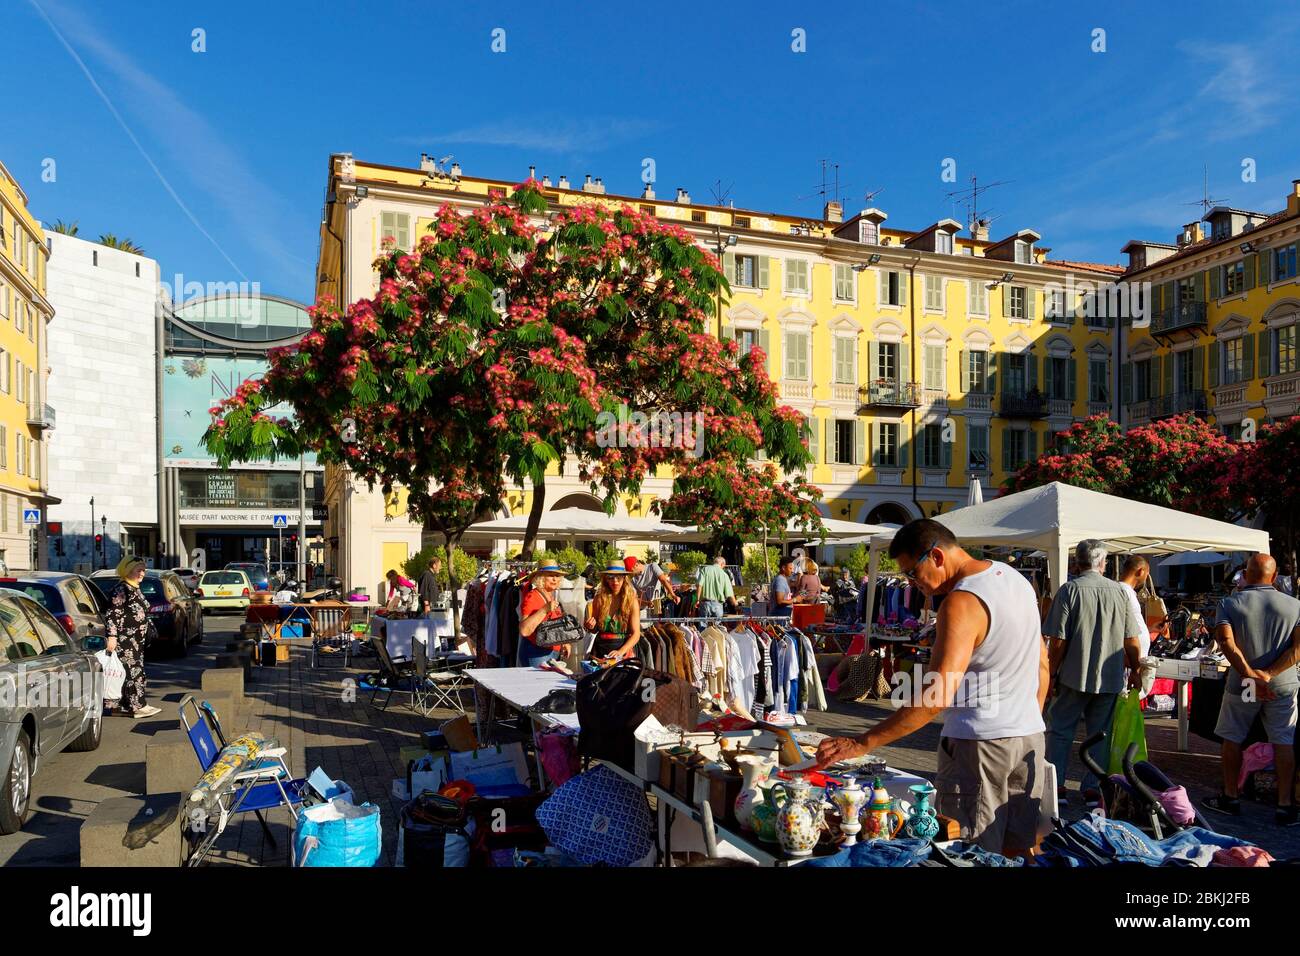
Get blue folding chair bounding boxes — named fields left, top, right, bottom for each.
left=179, top=694, right=306, bottom=866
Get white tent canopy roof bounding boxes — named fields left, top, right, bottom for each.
left=462, top=507, right=691, bottom=541
left=679, top=516, right=892, bottom=543
left=867, top=483, right=1268, bottom=557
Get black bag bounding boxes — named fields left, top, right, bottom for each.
left=576, top=660, right=670, bottom=770
left=534, top=613, right=582, bottom=649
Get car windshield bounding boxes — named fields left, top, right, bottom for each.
left=139, top=578, right=165, bottom=601
left=12, top=583, right=63, bottom=611
left=202, top=572, right=244, bottom=585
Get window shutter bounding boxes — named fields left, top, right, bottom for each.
left=856, top=419, right=866, bottom=466
left=900, top=342, right=911, bottom=383
left=1162, top=353, right=1174, bottom=396
left=757, top=256, right=770, bottom=289
left=807, top=415, right=818, bottom=462
left=758, top=328, right=771, bottom=364
left=877, top=271, right=887, bottom=306
left=1208, top=344, right=1219, bottom=388
left=868, top=340, right=879, bottom=382
left=987, top=350, right=998, bottom=395
left=1027, top=353, right=1038, bottom=392
left=959, top=349, right=970, bottom=392
left=784, top=259, right=795, bottom=291
left=898, top=426, right=909, bottom=469
left=1002, top=287, right=1011, bottom=318
left=1194, top=270, right=1206, bottom=302
left=1043, top=357, right=1055, bottom=397
left=1193, top=345, right=1204, bottom=391
left=824, top=418, right=833, bottom=464
left=723, top=252, right=736, bottom=281
left=1243, top=332, right=1255, bottom=382
left=1258, top=252, right=1271, bottom=285
left=1245, top=256, right=1256, bottom=290
left=870, top=421, right=880, bottom=466
left=898, top=272, right=908, bottom=307
left=720, top=323, right=735, bottom=342
left=1210, top=266, right=1222, bottom=299
left=1121, top=362, right=1132, bottom=405
left=941, top=433, right=952, bottom=470
left=1027, top=289, right=1036, bottom=321
left=1067, top=357, right=1078, bottom=400
left=1258, top=331, right=1270, bottom=380
left=1028, top=428, right=1038, bottom=462
left=1001, top=426, right=1012, bottom=472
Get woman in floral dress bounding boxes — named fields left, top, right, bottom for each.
left=104, top=557, right=161, bottom=719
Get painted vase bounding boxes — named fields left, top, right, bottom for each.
left=775, top=777, right=826, bottom=858
left=904, top=782, right=941, bottom=841
left=733, top=752, right=777, bottom=831
left=859, top=777, right=905, bottom=841
left=825, top=776, right=869, bottom=847
left=749, top=783, right=787, bottom=844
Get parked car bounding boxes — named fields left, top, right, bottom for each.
left=196, top=570, right=253, bottom=614
left=88, top=569, right=203, bottom=655
left=0, top=590, right=104, bottom=833
left=171, top=567, right=200, bottom=590
left=225, top=562, right=270, bottom=592
left=0, top=572, right=108, bottom=644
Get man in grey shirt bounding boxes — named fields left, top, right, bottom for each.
left=1202, top=553, right=1300, bottom=826
left=1043, top=540, right=1143, bottom=800
left=770, top=555, right=794, bottom=618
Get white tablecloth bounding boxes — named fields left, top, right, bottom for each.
left=465, top=666, right=580, bottom=730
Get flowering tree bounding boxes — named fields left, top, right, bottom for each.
left=203, top=181, right=819, bottom=591
left=1226, top=416, right=1300, bottom=566
left=1003, top=416, right=1130, bottom=493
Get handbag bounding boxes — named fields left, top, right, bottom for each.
left=1140, top=580, right=1167, bottom=623
left=576, top=660, right=668, bottom=769
left=837, top=651, right=891, bottom=702
left=535, top=765, right=654, bottom=867
left=534, top=613, right=582, bottom=649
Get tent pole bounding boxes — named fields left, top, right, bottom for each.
left=865, top=543, right=882, bottom=634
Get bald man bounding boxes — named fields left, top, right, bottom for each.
left=1202, top=554, right=1300, bottom=826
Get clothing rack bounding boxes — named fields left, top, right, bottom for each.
left=652, top=615, right=797, bottom=625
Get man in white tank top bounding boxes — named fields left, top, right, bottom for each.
left=816, top=519, right=1048, bottom=856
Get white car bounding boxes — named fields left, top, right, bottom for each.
left=171, top=567, right=200, bottom=590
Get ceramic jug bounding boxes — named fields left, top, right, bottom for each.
left=733, top=752, right=777, bottom=831
left=859, top=777, right=905, bottom=841
left=749, top=782, right=787, bottom=843
left=775, top=777, right=826, bottom=857
left=904, top=782, right=941, bottom=841
left=825, top=776, right=869, bottom=846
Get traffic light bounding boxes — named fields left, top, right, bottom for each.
left=94, top=533, right=103, bottom=550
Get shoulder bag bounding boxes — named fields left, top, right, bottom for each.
left=533, top=613, right=582, bottom=649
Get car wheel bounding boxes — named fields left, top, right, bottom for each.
left=0, top=729, right=32, bottom=834
left=193, top=613, right=204, bottom=644
left=66, top=703, right=103, bottom=753
left=175, top=621, right=189, bottom=657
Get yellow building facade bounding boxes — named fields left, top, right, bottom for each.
left=0, top=159, right=53, bottom=571
left=1120, top=181, right=1300, bottom=435
left=316, top=153, right=1124, bottom=590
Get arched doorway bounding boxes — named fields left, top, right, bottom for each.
left=865, top=502, right=914, bottom=527
left=550, top=494, right=604, bottom=513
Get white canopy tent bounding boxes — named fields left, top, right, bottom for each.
left=863, top=482, right=1270, bottom=630
left=461, top=507, right=693, bottom=543
left=677, top=516, right=892, bottom=543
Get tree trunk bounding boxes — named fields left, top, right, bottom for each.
left=519, top=476, right=547, bottom=560
left=445, top=530, right=463, bottom=643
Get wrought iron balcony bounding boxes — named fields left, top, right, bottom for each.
left=26, top=403, right=54, bottom=430
left=859, top=380, right=923, bottom=409
left=1151, top=301, right=1208, bottom=337
left=999, top=390, right=1048, bottom=419
left=1150, top=390, right=1209, bottom=420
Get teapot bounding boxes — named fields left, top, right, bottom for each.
left=774, top=777, right=826, bottom=858
left=859, top=777, right=905, bottom=841
left=824, top=776, right=868, bottom=847
left=904, top=782, right=941, bottom=841
left=748, top=782, right=786, bottom=844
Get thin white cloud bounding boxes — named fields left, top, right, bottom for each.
left=33, top=0, right=310, bottom=286
left=404, top=117, right=664, bottom=153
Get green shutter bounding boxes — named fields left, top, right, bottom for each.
left=868, top=340, right=879, bottom=382
left=1028, top=428, right=1038, bottom=462
left=1208, top=344, right=1220, bottom=388
left=900, top=342, right=911, bottom=383
left=1194, top=271, right=1206, bottom=302
left=1067, top=357, right=1078, bottom=401
left=757, top=256, right=770, bottom=289
left=1245, top=256, right=1256, bottom=290
left=1258, top=251, right=1271, bottom=285
left=1259, top=330, right=1270, bottom=380
left=1121, top=362, right=1132, bottom=405
left=1001, top=426, right=1012, bottom=472
left=941, top=432, right=953, bottom=470
left=870, top=420, right=880, bottom=466
left=1210, top=266, right=1222, bottom=300
left=758, top=329, right=771, bottom=366
left=959, top=349, right=970, bottom=392
left=723, top=252, right=736, bottom=283
left=807, top=415, right=818, bottom=462
left=1043, top=357, right=1055, bottom=397
left=898, top=425, right=910, bottom=469
left=856, top=420, right=867, bottom=466
left=1002, top=287, right=1012, bottom=318
left=1243, top=332, right=1255, bottom=382
left=898, top=272, right=908, bottom=307
left=987, top=350, right=998, bottom=394
left=721, top=323, right=735, bottom=342
left=1027, top=352, right=1038, bottom=392
left=1162, top=353, right=1174, bottom=397
left=1027, top=288, right=1036, bottom=321
left=1193, top=345, right=1205, bottom=391
left=824, top=418, right=834, bottom=464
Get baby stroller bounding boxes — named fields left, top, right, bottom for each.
left=1079, top=732, right=1213, bottom=840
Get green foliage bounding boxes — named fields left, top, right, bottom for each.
left=741, top=546, right=781, bottom=585
left=670, top=550, right=708, bottom=580
left=403, top=544, right=478, bottom=587
left=841, top=545, right=898, bottom=580
left=536, top=545, right=589, bottom=576
left=587, top=542, right=622, bottom=572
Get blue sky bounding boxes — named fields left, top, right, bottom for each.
left=3, top=0, right=1298, bottom=303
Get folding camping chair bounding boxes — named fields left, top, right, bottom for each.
left=411, top=638, right=474, bottom=716
left=179, top=694, right=306, bottom=866
left=366, top=634, right=416, bottom=711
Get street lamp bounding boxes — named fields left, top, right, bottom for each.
left=101, top=516, right=107, bottom=568
left=89, top=496, right=95, bottom=570
left=713, top=228, right=738, bottom=339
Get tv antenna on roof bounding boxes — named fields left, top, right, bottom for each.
left=709, top=178, right=734, bottom=207
left=796, top=159, right=851, bottom=206
left=1183, top=165, right=1225, bottom=218
left=862, top=186, right=885, bottom=206
left=945, top=174, right=1012, bottom=236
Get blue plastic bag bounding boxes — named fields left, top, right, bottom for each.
left=293, top=798, right=382, bottom=867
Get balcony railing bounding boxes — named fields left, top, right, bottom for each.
left=965, top=391, right=992, bottom=412
left=1151, top=301, right=1208, bottom=336
left=999, top=390, right=1048, bottom=419
left=26, top=403, right=54, bottom=430
left=859, top=380, right=923, bottom=409
left=1048, top=398, right=1074, bottom=418
left=1266, top=371, right=1300, bottom=401
left=1087, top=400, right=1111, bottom=418
left=1150, top=390, right=1209, bottom=419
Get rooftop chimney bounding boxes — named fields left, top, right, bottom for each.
left=541, top=175, right=552, bottom=187
left=1289, top=179, right=1300, bottom=216
left=1177, top=221, right=1205, bottom=247
left=449, top=162, right=461, bottom=179
left=971, top=218, right=990, bottom=242
left=823, top=201, right=843, bottom=223
left=582, top=173, right=597, bottom=192
left=558, top=175, right=570, bottom=190
left=590, top=177, right=606, bottom=194
left=641, top=183, right=655, bottom=200
left=528, top=164, right=536, bottom=180
left=675, top=187, right=690, bottom=204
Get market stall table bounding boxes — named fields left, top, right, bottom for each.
left=1153, top=655, right=1228, bottom=752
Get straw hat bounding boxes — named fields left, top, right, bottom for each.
left=528, top=564, right=565, bottom=580
left=601, top=563, right=631, bottom=576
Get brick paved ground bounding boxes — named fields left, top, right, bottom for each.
left=3, top=620, right=1297, bottom=866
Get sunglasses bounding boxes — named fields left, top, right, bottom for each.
left=902, top=547, right=936, bottom=581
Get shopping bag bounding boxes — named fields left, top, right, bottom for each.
left=448, top=743, right=528, bottom=791
left=95, top=650, right=125, bottom=702
left=1107, top=690, right=1149, bottom=775
left=293, top=799, right=382, bottom=867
